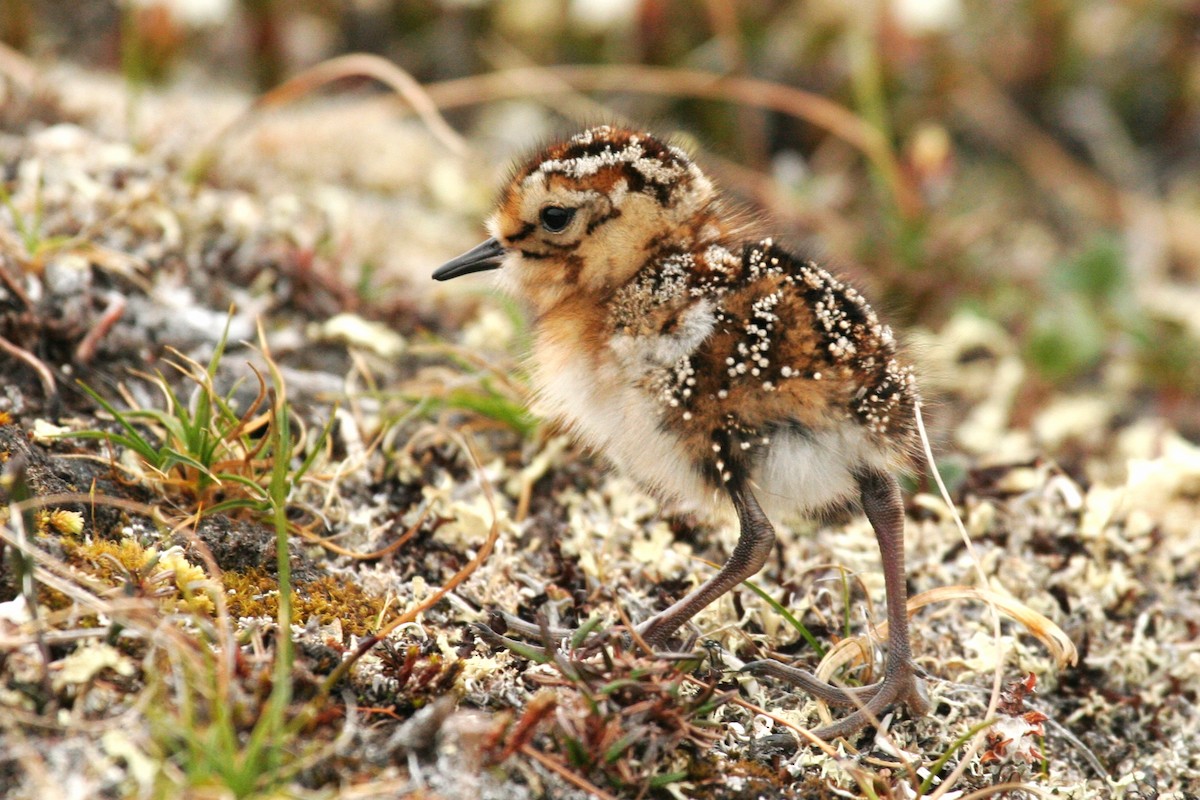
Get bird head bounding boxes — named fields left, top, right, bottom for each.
left=433, top=126, right=717, bottom=315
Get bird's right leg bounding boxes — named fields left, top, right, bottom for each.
left=742, top=469, right=929, bottom=738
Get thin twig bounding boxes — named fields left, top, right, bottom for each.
left=295, top=503, right=432, bottom=560
left=950, top=64, right=1200, bottom=269
left=3, top=458, right=56, bottom=709
left=700, top=0, right=769, bottom=168
left=519, top=743, right=619, bottom=800
left=74, top=293, right=127, bottom=365
left=697, top=680, right=841, bottom=757
left=956, top=783, right=1057, bottom=800
left=0, top=253, right=36, bottom=309
left=916, top=401, right=1008, bottom=800
left=0, top=40, right=38, bottom=89
left=319, top=429, right=500, bottom=694
left=190, top=53, right=466, bottom=180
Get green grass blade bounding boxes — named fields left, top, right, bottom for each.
left=649, top=771, right=689, bottom=788
left=75, top=381, right=163, bottom=465
left=917, top=718, right=996, bottom=796
left=603, top=733, right=637, bottom=763
left=740, top=577, right=826, bottom=658
left=157, top=447, right=219, bottom=479
left=570, top=613, right=604, bottom=650
left=293, top=406, right=338, bottom=485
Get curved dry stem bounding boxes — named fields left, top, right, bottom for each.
left=73, top=293, right=127, bottom=365
left=7, top=491, right=172, bottom=527
left=688, top=675, right=844, bottom=759
left=0, top=40, right=38, bottom=89
left=0, top=335, right=57, bottom=403
left=519, top=743, right=618, bottom=800
left=956, top=783, right=1058, bottom=800
left=950, top=63, right=1200, bottom=272
left=423, top=64, right=921, bottom=219
left=294, top=502, right=432, bottom=560
left=408, top=341, right=529, bottom=403
left=915, top=401, right=1008, bottom=800
left=815, top=583, right=1077, bottom=681
left=191, top=52, right=467, bottom=180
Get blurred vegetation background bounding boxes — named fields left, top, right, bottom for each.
left=4, top=0, right=1199, bottom=440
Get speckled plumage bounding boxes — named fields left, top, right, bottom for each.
left=434, top=126, right=929, bottom=740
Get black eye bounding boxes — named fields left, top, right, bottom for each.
left=539, top=206, right=576, bottom=232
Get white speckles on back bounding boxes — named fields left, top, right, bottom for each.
left=611, top=299, right=715, bottom=373
left=703, top=244, right=739, bottom=275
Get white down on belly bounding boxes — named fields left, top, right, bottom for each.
left=750, top=423, right=895, bottom=521
left=531, top=351, right=717, bottom=513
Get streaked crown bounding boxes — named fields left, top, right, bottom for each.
left=486, top=126, right=719, bottom=309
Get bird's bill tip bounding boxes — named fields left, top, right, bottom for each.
left=432, top=237, right=505, bottom=281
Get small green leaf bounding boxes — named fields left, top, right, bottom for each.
left=1053, top=236, right=1124, bottom=300
left=740, top=577, right=825, bottom=657
left=603, top=733, right=637, bottom=763
left=570, top=613, right=604, bottom=649
left=1025, top=297, right=1107, bottom=382
left=649, top=771, right=690, bottom=788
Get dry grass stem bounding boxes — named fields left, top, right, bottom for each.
left=518, top=743, right=620, bottom=800
left=422, top=64, right=921, bottom=218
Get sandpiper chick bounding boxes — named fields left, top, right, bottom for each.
left=433, top=125, right=928, bottom=739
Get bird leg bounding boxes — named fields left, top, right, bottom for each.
left=472, top=475, right=776, bottom=653
left=635, top=476, right=776, bottom=648
left=742, top=468, right=929, bottom=739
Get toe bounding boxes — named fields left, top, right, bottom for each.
left=902, top=673, right=931, bottom=715
left=741, top=659, right=878, bottom=707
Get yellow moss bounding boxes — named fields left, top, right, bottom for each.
left=37, top=508, right=85, bottom=535
left=222, top=569, right=387, bottom=638
left=0, top=411, right=11, bottom=425
left=296, top=574, right=389, bottom=636
left=65, top=537, right=150, bottom=577
left=148, top=547, right=216, bottom=616
left=38, top=537, right=151, bottom=613
left=60, top=537, right=216, bottom=616
left=219, top=568, right=276, bottom=615
left=45, top=537, right=381, bottom=636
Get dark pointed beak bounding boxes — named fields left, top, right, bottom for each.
left=433, top=237, right=505, bottom=281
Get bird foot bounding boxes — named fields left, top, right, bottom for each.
left=469, top=612, right=574, bottom=659
left=741, top=659, right=882, bottom=706
left=742, top=658, right=929, bottom=740
left=470, top=610, right=635, bottom=662
left=473, top=609, right=727, bottom=674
